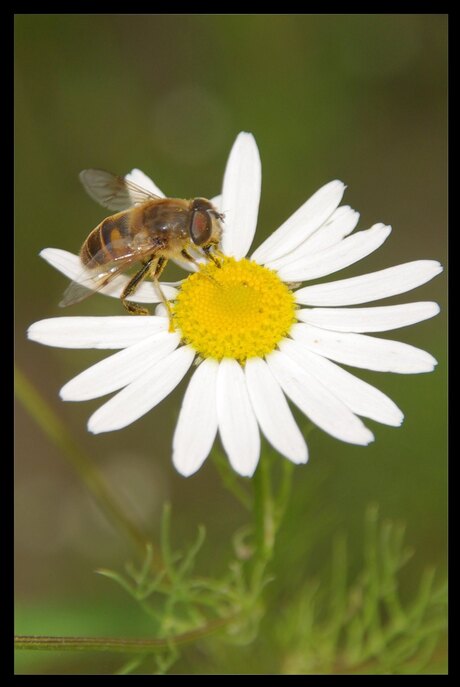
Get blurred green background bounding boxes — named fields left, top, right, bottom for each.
left=15, top=14, right=447, bottom=674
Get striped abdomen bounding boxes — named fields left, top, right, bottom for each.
left=80, top=210, right=136, bottom=267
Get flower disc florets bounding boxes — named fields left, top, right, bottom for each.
left=173, top=257, right=296, bottom=363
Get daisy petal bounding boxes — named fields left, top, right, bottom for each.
left=40, top=248, right=84, bottom=281
left=279, top=338, right=403, bottom=426
left=173, top=359, right=219, bottom=477
left=268, top=206, right=359, bottom=270
left=294, top=260, right=443, bottom=306
left=266, top=350, right=374, bottom=445
left=290, top=323, right=437, bottom=373
left=210, top=194, right=222, bottom=211
left=295, top=205, right=360, bottom=255
left=245, top=357, right=308, bottom=464
left=27, top=316, right=168, bottom=349
left=40, top=248, right=178, bottom=303
left=125, top=168, right=165, bottom=198
left=221, top=132, right=261, bottom=259
left=170, top=257, right=199, bottom=272
left=296, top=302, right=440, bottom=333
left=271, top=224, right=392, bottom=282
left=60, top=331, right=180, bottom=401
left=88, top=345, right=195, bottom=434
left=251, top=180, right=345, bottom=265
left=216, top=358, right=260, bottom=477
left=155, top=304, right=169, bottom=318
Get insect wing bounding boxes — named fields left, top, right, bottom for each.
left=59, top=239, right=161, bottom=308
left=79, top=169, right=161, bottom=211
left=59, top=257, right=136, bottom=307
left=59, top=269, right=117, bottom=307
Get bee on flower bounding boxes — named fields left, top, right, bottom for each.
left=28, top=133, right=443, bottom=477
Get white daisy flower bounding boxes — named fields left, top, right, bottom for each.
left=28, top=133, right=443, bottom=478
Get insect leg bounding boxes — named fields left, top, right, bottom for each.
left=202, top=243, right=223, bottom=268
left=121, top=257, right=156, bottom=315
left=150, top=257, right=177, bottom=330
left=180, top=248, right=201, bottom=268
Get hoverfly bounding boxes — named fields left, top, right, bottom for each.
left=60, top=169, right=224, bottom=315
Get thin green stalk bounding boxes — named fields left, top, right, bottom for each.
left=15, top=635, right=168, bottom=653
left=211, top=449, right=251, bottom=509
left=114, top=657, right=145, bottom=674
left=15, top=617, right=232, bottom=653
left=15, top=365, right=149, bottom=558
left=253, top=454, right=275, bottom=563
left=274, top=459, right=295, bottom=530
left=249, top=454, right=277, bottom=601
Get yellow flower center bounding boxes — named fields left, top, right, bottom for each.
left=173, top=257, right=296, bottom=362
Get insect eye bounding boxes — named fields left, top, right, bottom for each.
left=190, top=209, right=212, bottom=246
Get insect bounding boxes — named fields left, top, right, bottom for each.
left=60, top=169, right=224, bottom=316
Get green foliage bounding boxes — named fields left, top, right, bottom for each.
left=274, top=506, right=447, bottom=674
left=93, top=503, right=446, bottom=675
left=95, top=500, right=274, bottom=673
left=14, top=368, right=446, bottom=674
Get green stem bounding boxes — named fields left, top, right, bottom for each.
left=253, top=454, right=275, bottom=566
left=15, top=365, right=149, bottom=558
left=211, top=449, right=251, bottom=509
left=274, top=459, right=295, bottom=530
left=15, top=618, right=231, bottom=653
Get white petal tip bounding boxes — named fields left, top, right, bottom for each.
left=59, top=384, right=86, bottom=402
left=87, top=415, right=111, bottom=434
left=363, top=431, right=375, bottom=446
left=352, top=427, right=375, bottom=446
left=26, top=324, right=37, bottom=341
left=284, top=444, right=309, bottom=465
left=320, top=179, right=347, bottom=203
left=418, top=355, right=438, bottom=372
left=27, top=320, right=56, bottom=345
left=422, top=261, right=444, bottom=278
left=325, top=180, right=347, bottom=200
left=235, top=466, right=257, bottom=478
left=39, top=247, right=69, bottom=263
left=237, top=130, right=255, bottom=141
left=288, top=450, right=309, bottom=465
left=172, top=451, right=207, bottom=478
left=173, top=463, right=200, bottom=478
left=87, top=422, right=106, bottom=435
left=376, top=223, right=392, bottom=237
left=124, top=168, right=164, bottom=198
left=381, top=407, right=405, bottom=427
